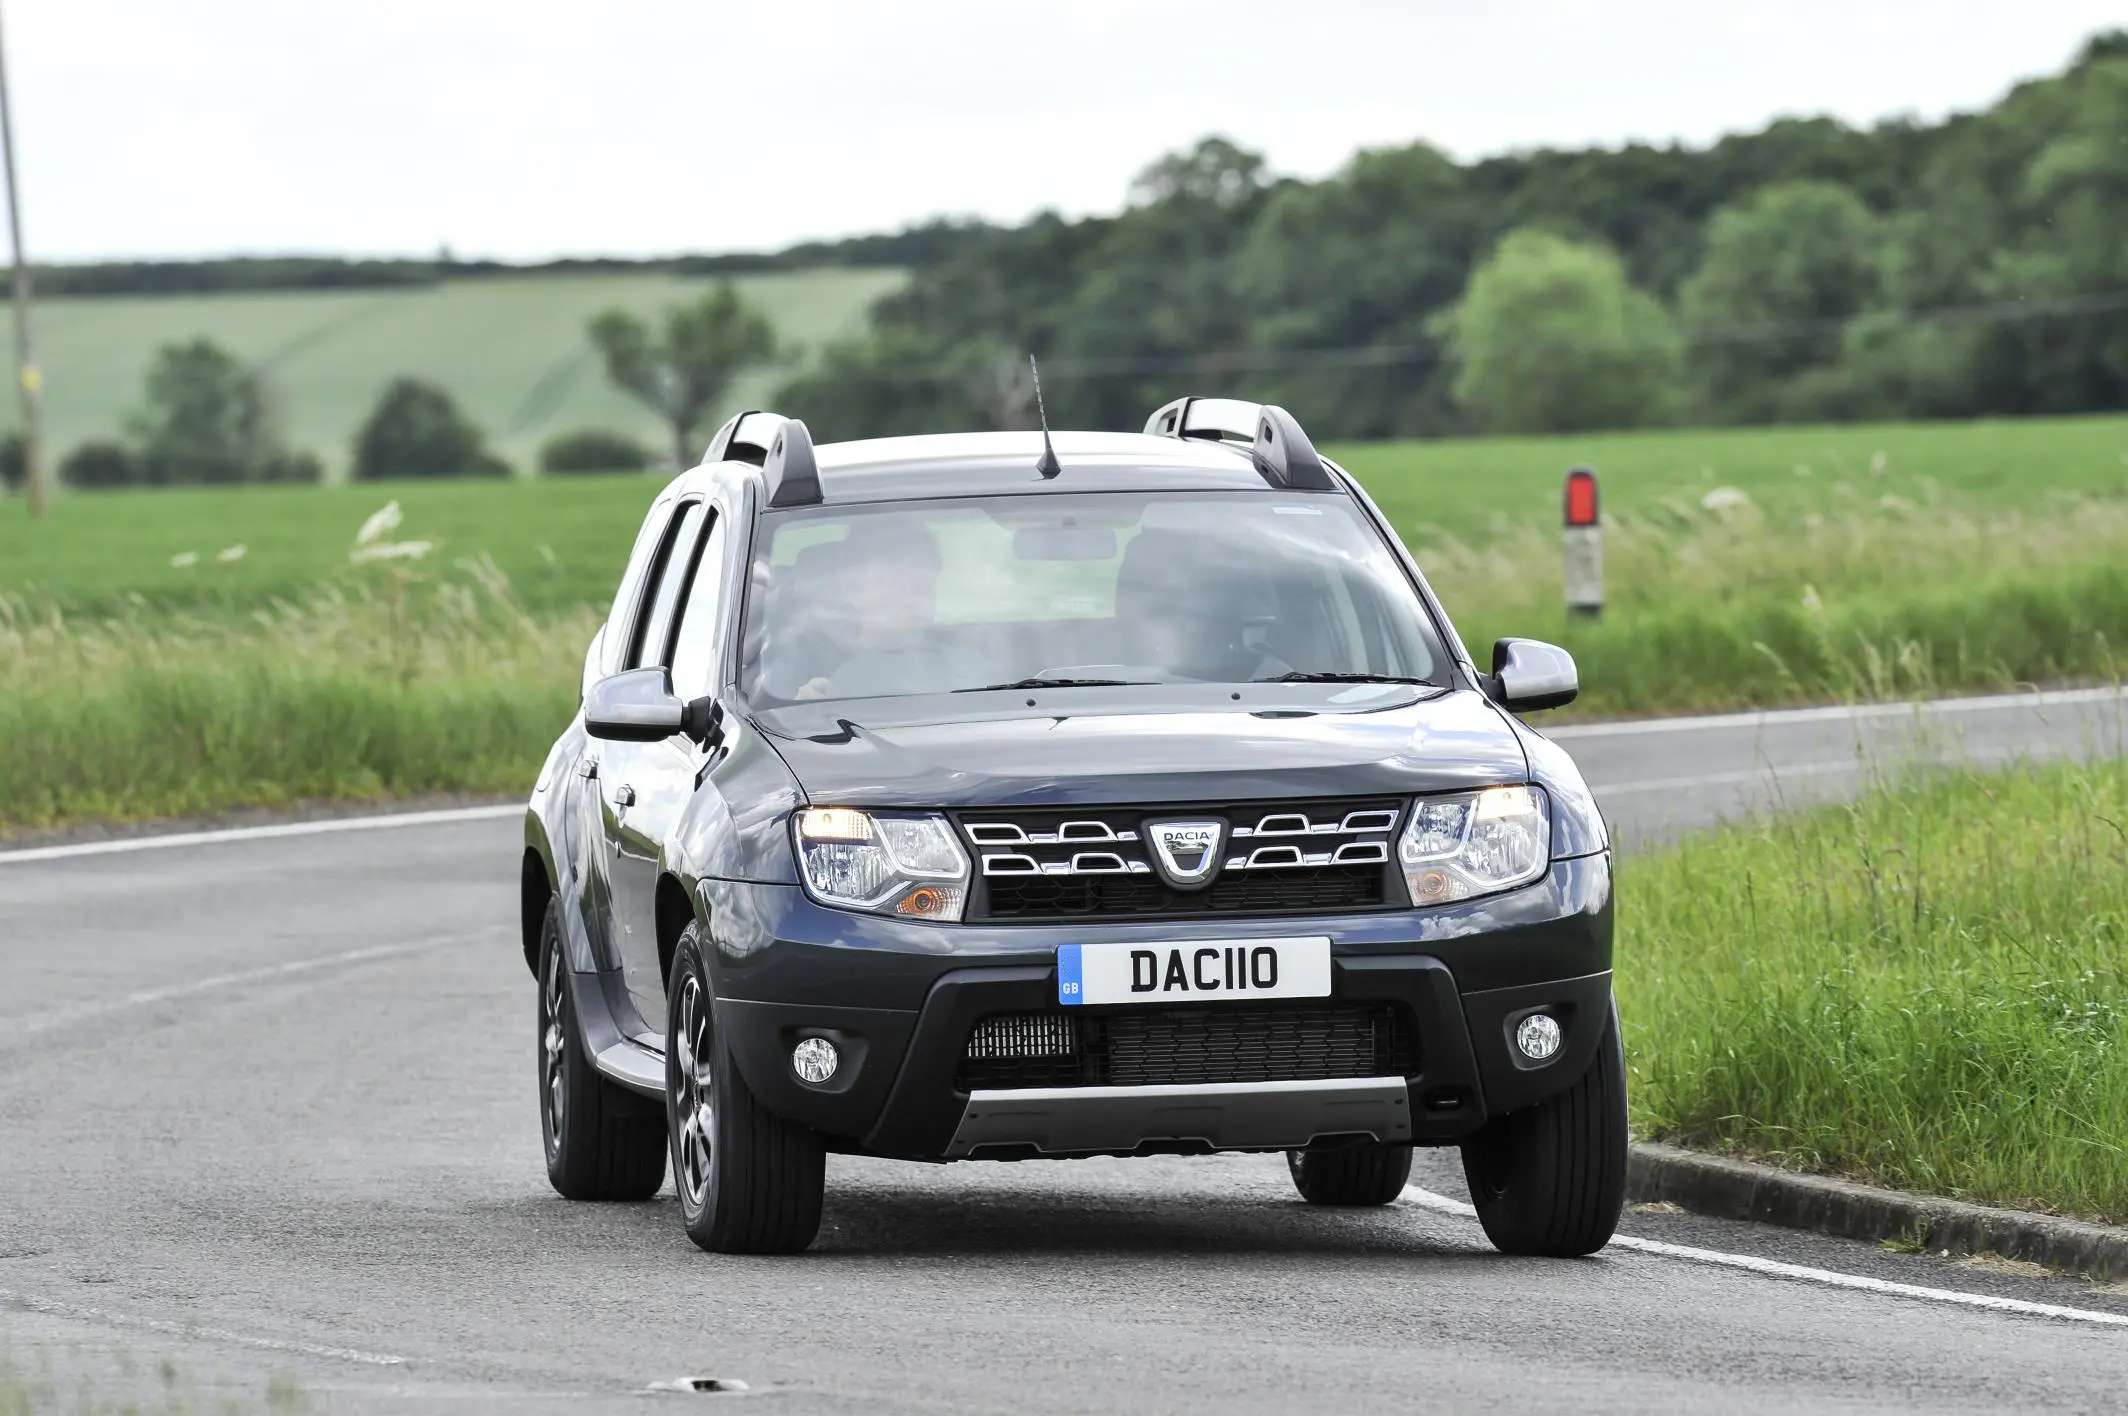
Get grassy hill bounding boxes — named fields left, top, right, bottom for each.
left=2, top=267, right=903, bottom=479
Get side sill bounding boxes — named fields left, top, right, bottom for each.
left=592, top=1035, right=667, bottom=1100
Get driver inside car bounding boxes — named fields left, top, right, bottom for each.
left=779, top=523, right=984, bottom=701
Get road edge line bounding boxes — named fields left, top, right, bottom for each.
left=1399, top=1185, right=2128, bottom=1328
left=0, top=803, right=523, bottom=865
left=1628, top=1141, right=2128, bottom=1284
left=1545, top=684, right=2125, bottom=739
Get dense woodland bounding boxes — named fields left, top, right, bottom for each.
left=777, top=33, right=2128, bottom=439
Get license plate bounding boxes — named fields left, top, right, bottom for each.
left=1056, top=937, right=1331, bottom=1007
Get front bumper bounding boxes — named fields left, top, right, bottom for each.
left=700, top=852, right=1612, bottom=1160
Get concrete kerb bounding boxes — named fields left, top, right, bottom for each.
left=1628, top=1142, right=2128, bottom=1283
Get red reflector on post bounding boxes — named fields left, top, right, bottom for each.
left=1564, top=467, right=1599, bottom=527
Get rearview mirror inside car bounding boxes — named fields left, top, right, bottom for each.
left=1488, top=638, right=1578, bottom=711
left=585, top=667, right=686, bottom=741
left=1013, top=525, right=1118, bottom=561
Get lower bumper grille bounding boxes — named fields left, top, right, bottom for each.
left=957, top=1001, right=1419, bottom=1091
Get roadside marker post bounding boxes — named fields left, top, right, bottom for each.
left=1563, top=465, right=1601, bottom=618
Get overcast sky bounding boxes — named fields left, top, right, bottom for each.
left=11, top=1, right=2124, bottom=263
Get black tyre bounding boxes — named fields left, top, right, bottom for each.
left=538, top=899, right=667, bottom=1201
left=1459, top=997, right=1628, bottom=1257
left=1286, top=1142, right=1413, bottom=1206
left=667, top=922, right=825, bottom=1255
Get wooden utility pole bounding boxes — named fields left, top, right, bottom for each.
left=0, top=2, right=44, bottom=516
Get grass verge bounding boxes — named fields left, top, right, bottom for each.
left=1621, top=752, right=2128, bottom=1225
left=0, top=561, right=585, bottom=830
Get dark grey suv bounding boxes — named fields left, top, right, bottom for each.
left=519, top=397, right=1621, bottom=1255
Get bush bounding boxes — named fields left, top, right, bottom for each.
left=0, top=432, right=21, bottom=493
left=352, top=378, right=509, bottom=480
left=539, top=428, right=654, bottom=474
left=257, top=449, right=324, bottom=484
left=58, top=440, right=139, bottom=490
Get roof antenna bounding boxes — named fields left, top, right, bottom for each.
left=1029, top=354, right=1061, bottom=479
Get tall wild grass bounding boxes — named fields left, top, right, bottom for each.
left=2, top=488, right=2125, bottom=830
left=0, top=556, right=589, bottom=828
left=1621, top=751, right=2128, bottom=1223
left=1424, top=487, right=2128, bottom=712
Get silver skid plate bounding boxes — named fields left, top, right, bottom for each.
left=946, top=1077, right=1411, bottom=1157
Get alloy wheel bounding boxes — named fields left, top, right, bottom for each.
left=672, top=973, right=716, bottom=1211
left=541, top=942, right=568, bottom=1159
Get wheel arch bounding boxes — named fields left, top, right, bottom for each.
left=655, top=872, right=700, bottom=990
left=520, top=847, right=556, bottom=978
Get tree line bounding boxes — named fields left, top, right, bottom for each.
left=773, top=32, right=2128, bottom=439
left=13, top=218, right=997, bottom=300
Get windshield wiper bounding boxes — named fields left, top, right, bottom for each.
left=953, top=677, right=1149, bottom=693
left=1252, top=671, right=1431, bottom=684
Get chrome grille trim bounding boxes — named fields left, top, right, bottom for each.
left=961, top=800, right=1403, bottom=897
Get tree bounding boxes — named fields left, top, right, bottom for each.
left=352, top=378, right=509, bottom=480
left=1436, top=229, right=1681, bottom=433
left=1679, top=181, right=1884, bottom=420
left=587, top=282, right=784, bottom=469
left=539, top=428, right=653, bottom=475
left=128, top=338, right=283, bottom=485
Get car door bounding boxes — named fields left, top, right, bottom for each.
left=600, top=497, right=714, bottom=1024
left=574, top=493, right=683, bottom=980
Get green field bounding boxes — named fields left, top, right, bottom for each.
left=1623, top=753, right=2128, bottom=1225
left=2, top=412, right=2125, bottom=830
left=1, top=268, right=903, bottom=478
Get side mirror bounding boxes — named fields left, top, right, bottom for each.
left=585, top=667, right=685, bottom=741
left=1488, top=638, right=1578, bottom=711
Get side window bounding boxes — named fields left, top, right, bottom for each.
left=669, top=511, right=729, bottom=701
left=603, top=499, right=680, bottom=678
left=631, top=501, right=708, bottom=670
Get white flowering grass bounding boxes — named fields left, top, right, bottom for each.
left=1621, top=753, right=2128, bottom=1223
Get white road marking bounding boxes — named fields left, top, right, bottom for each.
left=0, top=803, right=521, bottom=866
left=0, top=1287, right=407, bottom=1366
left=1545, top=684, right=2124, bottom=740
left=1401, top=1186, right=2128, bottom=1329
left=0, top=932, right=493, bottom=1042
left=1588, top=759, right=1863, bottom=796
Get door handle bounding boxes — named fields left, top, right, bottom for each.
left=578, top=757, right=599, bottom=780
left=613, top=784, right=636, bottom=810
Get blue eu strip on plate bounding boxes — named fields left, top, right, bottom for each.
left=1056, top=944, right=1084, bottom=1006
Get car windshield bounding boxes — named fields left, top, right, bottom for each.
left=738, top=490, right=1449, bottom=707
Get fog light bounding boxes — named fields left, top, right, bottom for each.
left=1515, top=1013, right=1563, bottom=1062
left=791, top=1037, right=839, bottom=1085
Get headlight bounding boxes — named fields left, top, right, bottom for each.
left=793, top=807, right=970, bottom=921
left=1398, top=785, right=1550, bottom=905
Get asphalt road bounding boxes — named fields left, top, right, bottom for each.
left=2, top=688, right=2123, bottom=1413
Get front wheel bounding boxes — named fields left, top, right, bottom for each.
left=667, top=922, right=825, bottom=1255
left=1458, top=997, right=1628, bottom=1257
left=538, top=899, right=667, bottom=1201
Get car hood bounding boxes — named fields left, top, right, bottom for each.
left=751, top=684, right=1529, bottom=808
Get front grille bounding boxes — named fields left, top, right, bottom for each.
left=956, top=1001, right=1419, bottom=1091
left=960, top=800, right=1403, bottom=922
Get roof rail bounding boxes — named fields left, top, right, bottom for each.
left=703, top=409, right=787, bottom=467
left=762, top=419, right=823, bottom=507
left=1143, top=397, right=1336, bottom=491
